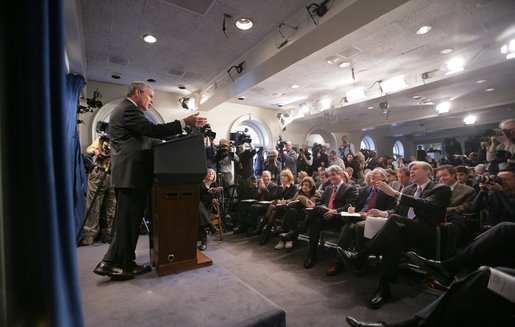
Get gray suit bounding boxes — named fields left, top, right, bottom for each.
left=447, top=183, right=475, bottom=214
left=103, top=99, right=184, bottom=268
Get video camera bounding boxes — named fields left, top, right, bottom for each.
left=493, top=149, right=514, bottom=163
left=78, top=89, right=103, bottom=114
left=200, top=124, right=216, bottom=139
left=473, top=174, right=502, bottom=185
left=276, top=136, right=285, bottom=151
left=95, top=121, right=109, bottom=137
left=230, top=129, right=252, bottom=146
left=311, top=142, right=322, bottom=155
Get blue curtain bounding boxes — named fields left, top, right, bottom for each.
left=2, top=0, right=84, bottom=325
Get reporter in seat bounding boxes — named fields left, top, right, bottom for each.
left=94, top=81, right=207, bottom=280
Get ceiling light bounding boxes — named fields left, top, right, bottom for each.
left=178, top=85, right=186, bottom=90
left=238, top=96, right=245, bottom=100
left=381, top=75, right=407, bottom=93
left=290, top=84, right=300, bottom=89
left=464, top=115, right=476, bottom=125
left=143, top=34, right=157, bottom=43
left=179, top=97, right=196, bottom=110
left=416, top=25, right=432, bottom=35
left=319, top=98, right=332, bottom=111
left=440, top=48, right=453, bottom=54
left=502, top=39, right=515, bottom=59
left=326, top=56, right=340, bottom=64
left=300, top=104, right=310, bottom=113
left=346, top=87, right=365, bottom=102
left=412, top=95, right=422, bottom=100
left=338, top=61, right=351, bottom=68
left=236, top=18, right=253, bottom=30
left=272, top=92, right=285, bottom=96
left=147, top=78, right=156, bottom=83
left=367, top=106, right=374, bottom=110
left=111, top=74, right=121, bottom=79
left=475, top=79, right=486, bottom=84
left=436, top=102, right=451, bottom=113
left=445, top=56, right=465, bottom=75
left=485, top=88, right=495, bottom=92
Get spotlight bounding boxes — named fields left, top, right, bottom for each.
left=379, top=100, right=389, bottom=114
left=179, top=97, right=196, bottom=110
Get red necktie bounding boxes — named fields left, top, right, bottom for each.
left=368, top=188, right=378, bottom=210
left=328, top=185, right=338, bottom=209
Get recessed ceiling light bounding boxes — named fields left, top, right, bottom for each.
left=143, top=34, right=157, bottom=43
left=436, top=102, right=451, bottom=113
left=236, top=18, right=253, bottom=30
left=339, top=61, right=351, bottom=68
left=464, top=115, right=476, bottom=125
left=178, top=85, right=186, bottom=90
left=485, top=88, right=495, bottom=92
left=238, top=96, right=246, bottom=100
left=412, top=95, right=422, bottom=100
left=416, top=25, right=432, bottom=35
left=290, top=84, right=300, bottom=89
left=147, top=78, right=156, bottom=83
left=440, top=48, right=453, bottom=54
left=111, top=74, right=121, bottom=79
left=272, top=92, right=285, bottom=97
left=367, top=106, right=374, bottom=110
left=476, top=79, right=486, bottom=84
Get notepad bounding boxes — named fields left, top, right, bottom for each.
left=364, top=216, right=387, bottom=239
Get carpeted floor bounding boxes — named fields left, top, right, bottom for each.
left=78, top=231, right=438, bottom=326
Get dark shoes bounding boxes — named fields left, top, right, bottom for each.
left=303, top=253, right=317, bottom=269
left=94, top=261, right=134, bottom=281
left=346, top=316, right=386, bottom=327
left=232, top=225, right=248, bottom=234
left=337, top=247, right=368, bottom=270
left=368, top=283, right=391, bottom=309
left=325, top=262, right=344, bottom=276
left=127, top=262, right=152, bottom=276
left=198, top=241, right=207, bottom=251
left=406, top=251, right=453, bottom=287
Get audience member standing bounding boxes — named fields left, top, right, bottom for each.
left=339, top=135, right=356, bottom=158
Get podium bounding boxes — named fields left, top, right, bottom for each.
left=150, top=135, right=212, bottom=276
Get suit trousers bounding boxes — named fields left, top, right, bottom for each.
left=103, top=187, right=148, bottom=268
left=367, top=214, right=436, bottom=282
left=308, top=207, right=343, bottom=253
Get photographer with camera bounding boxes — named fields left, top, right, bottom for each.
left=279, top=141, right=298, bottom=178
left=263, top=149, right=282, bottom=184
left=202, top=124, right=217, bottom=170
left=81, top=134, right=116, bottom=246
left=312, top=144, right=329, bottom=172
left=215, top=139, right=240, bottom=190
left=296, top=144, right=313, bottom=175
left=486, top=119, right=515, bottom=171
left=471, top=166, right=515, bottom=227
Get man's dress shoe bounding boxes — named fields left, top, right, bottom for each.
left=127, top=262, right=152, bottom=276
left=406, top=251, right=453, bottom=286
left=368, top=283, right=391, bottom=309
left=325, top=262, right=344, bottom=276
left=94, top=261, right=134, bottom=280
left=346, top=316, right=386, bottom=327
left=198, top=241, right=207, bottom=251
left=337, top=247, right=367, bottom=269
left=303, top=254, right=317, bottom=269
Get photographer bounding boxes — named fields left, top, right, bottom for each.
left=263, top=149, right=281, bottom=184
left=203, top=125, right=217, bottom=170
left=215, top=139, right=240, bottom=189
left=296, top=144, right=313, bottom=175
left=471, top=166, right=515, bottom=227
left=486, top=119, right=515, bottom=171
left=280, top=141, right=298, bottom=178
left=312, top=144, right=329, bottom=172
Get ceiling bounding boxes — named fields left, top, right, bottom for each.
left=70, top=0, right=515, bottom=135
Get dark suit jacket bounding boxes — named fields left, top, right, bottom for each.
left=275, top=184, right=297, bottom=201
left=448, top=183, right=476, bottom=214
left=388, top=181, right=452, bottom=229
left=109, top=99, right=184, bottom=188
left=356, top=185, right=396, bottom=212
left=322, top=183, right=358, bottom=213
left=253, top=182, right=279, bottom=201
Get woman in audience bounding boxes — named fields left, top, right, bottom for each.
left=255, top=169, right=297, bottom=245
left=355, top=151, right=366, bottom=184
left=274, top=177, right=322, bottom=250
left=345, top=154, right=359, bottom=180
left=198, top=168, right=223, bottom=250
left=297, top=170, right=308, bottom=188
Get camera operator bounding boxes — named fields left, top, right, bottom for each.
left=486, top=119, right=515, bottom=171
left=235, top=141, right=257, bottom=203
left=215, top=139, right=240, bottom=189
left=204, top=133, right=217, bottom=170
left=279, top=141, right=298, bottom=178
left=297, top=144, right=313, bottom=175
left=263, top=149, right=281, bottom=184
left=312, top=144, right=329, bottom=172
left=471, top=166, right=515, bottom=227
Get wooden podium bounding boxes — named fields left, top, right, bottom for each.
left=150, top=135, right=212, bottom=276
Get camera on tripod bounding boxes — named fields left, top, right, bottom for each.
left=473, top=174, right=502, bottom=185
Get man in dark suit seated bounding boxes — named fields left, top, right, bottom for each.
left=94, top=81, right=207, bottom=280
left=300, top=165, right=357, bottom=269
left=326, top=167, right=396, bottom=276
left=340, top=161, right=452, bottom=308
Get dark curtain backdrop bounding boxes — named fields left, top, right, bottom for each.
left=2, top=0, right=84, bottom=325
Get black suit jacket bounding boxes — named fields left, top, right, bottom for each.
left=109, top=99, right=184, bottom=188
left=356, top=185, right=396, bottom=212
left=388, top=181, right=452, bottom=228
left=322, top=183, right=357, bottom=212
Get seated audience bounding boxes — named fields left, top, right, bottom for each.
left=198, top=168, right=223, bottom=251
left=339, top=161, right=452, bottom=308
left=274, top=177, right=322, bottom=250
left=389, top=167, right=411, bottom=193
left=329, top=150, right=346, bottom=169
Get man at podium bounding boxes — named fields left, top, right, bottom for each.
left=94, top=81, right=207, bottom=280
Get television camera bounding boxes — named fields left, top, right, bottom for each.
left=77, top=88, right=103, bottom=114
left=230, top=129, right=252, bottom=146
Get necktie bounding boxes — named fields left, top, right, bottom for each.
left=407, top=186, right=422, bottom=219
left=328, top=185, right=338, bottom=209
left=367, top=188, right=378, bottom=210
left=399, top=185, right=403, bottom=193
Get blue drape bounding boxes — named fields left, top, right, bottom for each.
left=2, top=0, right=84, bottom=325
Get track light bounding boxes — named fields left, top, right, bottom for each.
left=179, top=97, right=196, bottom=110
